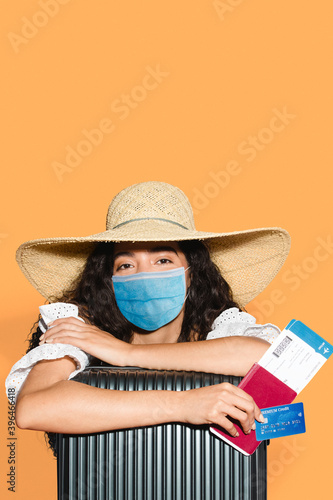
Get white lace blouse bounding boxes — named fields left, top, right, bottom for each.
left=5, top=303, right=280, bottom=401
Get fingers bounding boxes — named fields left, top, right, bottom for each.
left=215, top=413, right=240, bottom=438
left=47, top=316, right=84, bottom=329
left=202, top=383, right=264, bottom=436
left=36, top=319, right=127, bottom=365
left=219, top=383, right=265, bottom=425
left=39, top=317, right=88, bottom=345
left=225, top=400, right=254, bottom=434
left=215, top=392, right=253, bottom=435
left=254, top=405, right=265, bottom=424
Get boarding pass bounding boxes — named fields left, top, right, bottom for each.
left=258, top=319, right=332, bottom=394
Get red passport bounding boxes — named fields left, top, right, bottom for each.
left=210, top=363, right=297, bottom=455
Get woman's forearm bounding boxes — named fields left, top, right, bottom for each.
left=128, top=336, right=270, bottom=376
left=39, top=318, right=270, bottom=376
left=16, top=380, right=184, bottom=433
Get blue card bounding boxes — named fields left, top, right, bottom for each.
left=255, top=402, right=306, bottom=441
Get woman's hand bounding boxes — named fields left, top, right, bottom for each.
left=39, top=317, right=132, bottom=366
left=178, top=382, right=264, bottom=436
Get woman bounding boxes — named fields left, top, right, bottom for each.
left=6, top=181, right=290, bottom=445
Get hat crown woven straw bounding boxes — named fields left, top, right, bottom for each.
left=106, top=182, right=196, bottom=231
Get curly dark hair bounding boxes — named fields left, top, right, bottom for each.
left=26, top=239, right=241, bottom=455
left=28, top=240, right=240, bottom=351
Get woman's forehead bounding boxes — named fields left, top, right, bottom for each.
left=113, top=241, right=181, bottom=255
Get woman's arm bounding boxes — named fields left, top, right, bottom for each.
left=40, top=318, right=270, bottom=376
left=15, top=357, right=264, bottom=435
left=129, top=336, right=269, bottom=376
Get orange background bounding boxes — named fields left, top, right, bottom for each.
left=1, top=1, right=332, bottom=499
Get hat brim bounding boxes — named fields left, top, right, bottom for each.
left=16, top=219, right=290, bottom=307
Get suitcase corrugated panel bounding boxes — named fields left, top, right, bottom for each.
left=56, top=367, right=267, bottom=500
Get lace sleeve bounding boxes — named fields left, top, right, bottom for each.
left=5, top=344, right=90, bottom=402
left=206, top=307, right=280, bottom=344
left=5, top=302, right=90, bottom=402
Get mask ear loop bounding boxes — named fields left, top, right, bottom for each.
left=184, top=266, right=191, bottom=301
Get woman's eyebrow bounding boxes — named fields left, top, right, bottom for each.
left=114, top=246, right=179, bottom=260
left=114, top=246, right=178, bottom=260
left=113, top=251, right=134, bottom=260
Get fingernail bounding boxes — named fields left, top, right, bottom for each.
left=235, top=432, right=239, bottom=437
left=39, top=334, right=44, bottom=340
left=251, top=422, right=256, bottom=431
left=45, top=339, right=53, bottom=343
left=258, top=414, right=265, bottom=423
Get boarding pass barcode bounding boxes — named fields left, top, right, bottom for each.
left=273, top=336, right=293, bottom=358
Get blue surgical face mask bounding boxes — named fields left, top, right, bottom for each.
left=112, top=267, right=189, bottom=331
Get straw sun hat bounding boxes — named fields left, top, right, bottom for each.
left=16, top=181, right=290, bottom=307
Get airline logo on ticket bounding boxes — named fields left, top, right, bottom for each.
left=255, top=402, right=306, bottom=441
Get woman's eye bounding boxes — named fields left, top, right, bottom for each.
left=157, top=258, right=172, bottom=265
left=116, top=263, right=133, bottom=271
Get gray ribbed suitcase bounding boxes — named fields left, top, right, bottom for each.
left=56, top=367, right=267, bottom=500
